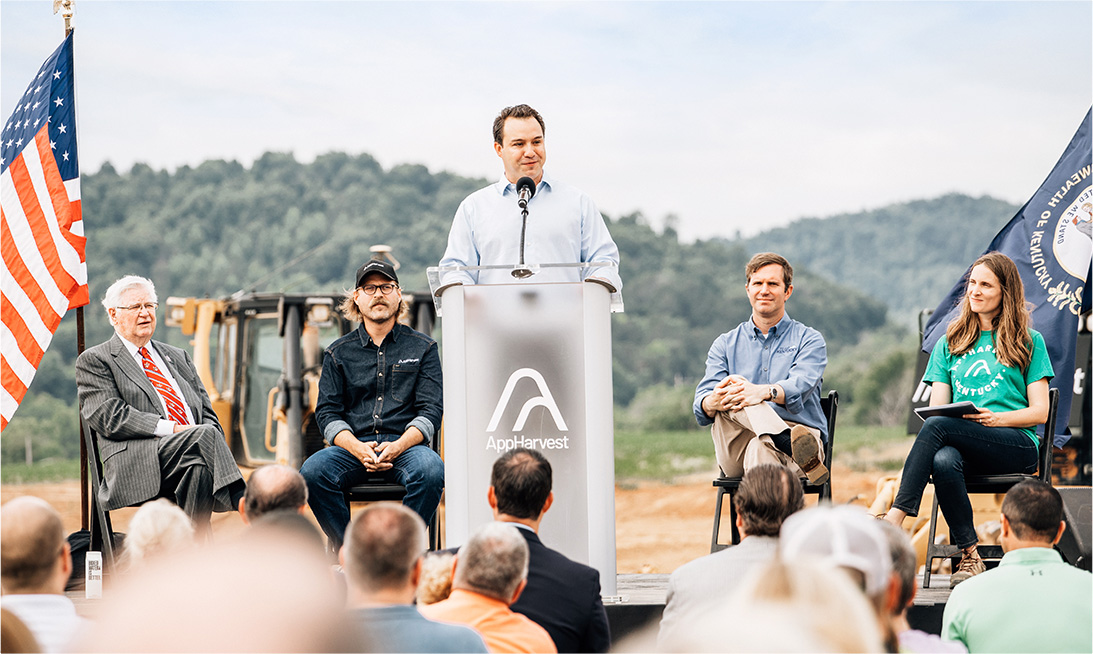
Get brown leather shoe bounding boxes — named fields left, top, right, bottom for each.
left=950, top=550, right=985, bottom=588
left=790, top=425, right=829, bottom=485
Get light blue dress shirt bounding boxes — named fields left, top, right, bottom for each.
left=438, top=173, right=623, bottom=295
left=693, top=313, right=828, bottom=438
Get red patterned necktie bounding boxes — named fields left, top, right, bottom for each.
left=139, top=347, right=190, bottom=425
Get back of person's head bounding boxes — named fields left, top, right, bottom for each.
left=1002, top=479, right=1064, bottom=542
left=343, top=504, right=426, bottom=593
left=735, top=463, right=804, bottom=537
left=247, top=511, right=325, bottom=553
left=491, top=448, right=551, bottom=519
left=656, top=558, right=884, bottom=653
left=1, top=607, right=41, bottom=653
left=0, top=497, right=67, bottom=594
left=453, top=522, right=529, bottom=603
left=123, top=499, right=195, bottom=569
left=778, top=505, right=892, bottom=600
left=244, top=464, right=308, bottom=522
left=877, top=520, right=916, bottom=614
left=416, top=552, right=455, bottom=605
left=78, top=534, right=352, bottom=652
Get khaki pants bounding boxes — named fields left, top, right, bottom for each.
left=711, top=402, right=823, bottom=478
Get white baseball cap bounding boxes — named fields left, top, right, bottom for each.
left=778, top=505, right=893, bottom=597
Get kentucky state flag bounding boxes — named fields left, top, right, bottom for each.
left=923, top=108, right=1092, bottom=446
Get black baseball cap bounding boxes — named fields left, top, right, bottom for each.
left=355, top=260, right=399, bottom=288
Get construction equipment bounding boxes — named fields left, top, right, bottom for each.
left=163, top=247, right=436, bottom=469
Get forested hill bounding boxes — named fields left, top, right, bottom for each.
left=742, top=194, right=1021, bottom=325
left=23, top=152, right=1008, bottom=413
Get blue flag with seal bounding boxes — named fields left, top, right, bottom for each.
left=923, top=108, right=1092, bottom=447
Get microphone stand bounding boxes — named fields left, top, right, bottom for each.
left=512, top=203, right=534, bottom=279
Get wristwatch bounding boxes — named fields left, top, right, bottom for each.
left=769, top=385, right=779, bottom=401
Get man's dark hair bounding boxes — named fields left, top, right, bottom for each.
left=492, top=105, right=546, bottom=145
left=1002, top=479, right=1064, bottom=542
left=491, top=448, right=552, bottom=520
left=878, top=519, right=916, bottom=612
left=344, top=504, right=426, bottom=592
left=734, top=463, right=804, bottom=537
left=244, top=465, right=308, bottom=521
left=745, top=252, right=793, bottom=288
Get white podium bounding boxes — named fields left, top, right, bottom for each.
left=428, top=263, right=621, bottom=595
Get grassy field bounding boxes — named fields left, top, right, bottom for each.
left=1, top=425, right=911, bottom=486
left=614, top=424, right=910, bottom=484
left=1, top=459, right=82, bottom=485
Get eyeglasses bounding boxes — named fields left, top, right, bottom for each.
left=360, top=284, right=399, bottom=296
left=115, top=303, right=158, bottom=312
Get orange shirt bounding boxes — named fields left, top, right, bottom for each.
left=420, top=589, right=557, bottom=654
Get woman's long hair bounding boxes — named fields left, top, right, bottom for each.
left=945, top=252, right=1033, bottom=371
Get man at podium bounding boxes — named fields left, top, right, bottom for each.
left=439, top=104, right=622, bottom=293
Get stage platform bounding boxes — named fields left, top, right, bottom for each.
left=605, top=573, right=953, bottom=642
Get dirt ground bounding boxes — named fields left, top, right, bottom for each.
left=0, top=462, right=888, bottom=574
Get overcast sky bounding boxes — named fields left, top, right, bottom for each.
left=3, top=1, right=1090, bottom=241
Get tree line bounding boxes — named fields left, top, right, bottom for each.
left=2, top=152, right=1018, bottom=463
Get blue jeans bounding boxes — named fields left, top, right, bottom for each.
left=300, top=440, right=444, bottom=550
left=892, top=416, right=1037, bottom=549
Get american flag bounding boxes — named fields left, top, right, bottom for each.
left=1, top=31, right=88, bottom=429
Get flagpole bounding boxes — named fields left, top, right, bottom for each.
left=53, top=0, right=89, bottom=532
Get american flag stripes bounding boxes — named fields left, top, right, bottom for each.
left=1, top=32, right=88, bottom=429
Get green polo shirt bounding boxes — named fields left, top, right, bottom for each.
left=942, top=547, right=1092, bottom=653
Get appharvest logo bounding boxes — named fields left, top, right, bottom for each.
left=486, top=368, right=569, bottom=433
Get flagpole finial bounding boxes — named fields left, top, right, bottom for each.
left=52, top=0, right=75, bottom=34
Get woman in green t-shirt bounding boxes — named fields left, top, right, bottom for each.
left=883, top=253, right=1054, bottom=588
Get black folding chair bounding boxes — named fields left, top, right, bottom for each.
left=921, top=388, right=1060, bottom=588
left=343, top=430, right=443, bottom=550
left=710, top=390, right=838, bottom=553
left=80, top=421, right=118, bottom=570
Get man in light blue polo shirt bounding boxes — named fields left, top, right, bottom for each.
left=439, top=104, right=622, bottom=296
left=943, top=479, right=1092, bottom=653
left=694, top=252, right=828, bottom=484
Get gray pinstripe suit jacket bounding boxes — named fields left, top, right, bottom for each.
left=75, top=333, right=240, bottom=511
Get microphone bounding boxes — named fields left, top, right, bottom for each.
left=516, top=176, right=535, bottom=209
left=512, top=177, right=536, bottom=279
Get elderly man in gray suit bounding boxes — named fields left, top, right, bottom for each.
left=76, top=275, right=244, bottom=534
left=657, top=463, right=804, bottom=647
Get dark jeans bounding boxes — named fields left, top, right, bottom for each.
left=300, top=440, right=444, bottom=550
left=892, top=416, right=1037, bottom=548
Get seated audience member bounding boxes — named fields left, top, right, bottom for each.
left=1, top=607, right=42, bottom=653
left=76, top=532, right=351, bottom=652
left=420, top=522, right=556, bottom=654
left=942, top=479, right=1092, bottom=653
left=76, top=275, right=245, bottom=536
left=416, top=551, right=455, bottom=605
left=488, top=448, right=610, bottom=653
left=239, top=464, right=309, bottom=524
left=121, top=498, right=195, bottom=571
left=779, top=505, right=899, bottom=652
left=0, top=497, right=86, bottom=653
left=247, top=511, right=327, bottom=554
left=694, top=252, right=829, bottom=484
left=650, top=558, right=883, bottom=653
left=876, top=520, right=967, bottom=653
left=883, top=253, right=1053, bottom=588
left=658, top=463, right=803, bottom=647
left=341, top=504, right=487, bottom=653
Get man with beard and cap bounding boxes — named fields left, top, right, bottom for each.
left=301, top=260, right=444, bottom=551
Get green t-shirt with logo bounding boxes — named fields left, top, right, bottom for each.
left=924, top=329, right=1054, bottom=442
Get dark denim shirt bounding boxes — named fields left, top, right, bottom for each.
left=316, top=323, right=442, bottom=446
